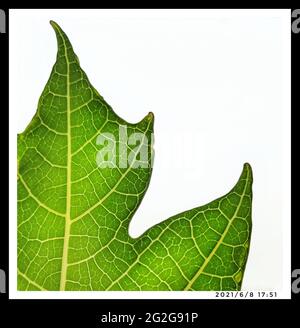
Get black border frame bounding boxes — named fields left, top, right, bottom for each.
left=1, top=7, right=298, bottom=325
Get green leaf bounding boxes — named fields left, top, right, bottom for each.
left=17, top=21, right=253, bottom=291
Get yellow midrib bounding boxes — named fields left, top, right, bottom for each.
left=58, top=29, right=71, bottom=291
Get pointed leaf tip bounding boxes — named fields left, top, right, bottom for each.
left=145, top=111, right=154, bottom=124
left=50, top=20, right=60, bottom=30
left=49, top=20, right=75, bottom=61
left=244, top=162, right=252, bottom=171
left=243, top=162, right=253, bottom=181
left=148, top=112, right=154, bottom=120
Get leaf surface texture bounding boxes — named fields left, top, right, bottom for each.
left=18, top=22, right=252, bottom=291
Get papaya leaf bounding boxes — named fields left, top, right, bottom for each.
left=17, top=21, right=252, bottom=291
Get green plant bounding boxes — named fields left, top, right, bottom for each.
left=17, top=21, right=252, bottom=291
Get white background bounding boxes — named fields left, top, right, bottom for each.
left=10, top=9, right=291, bottom=298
